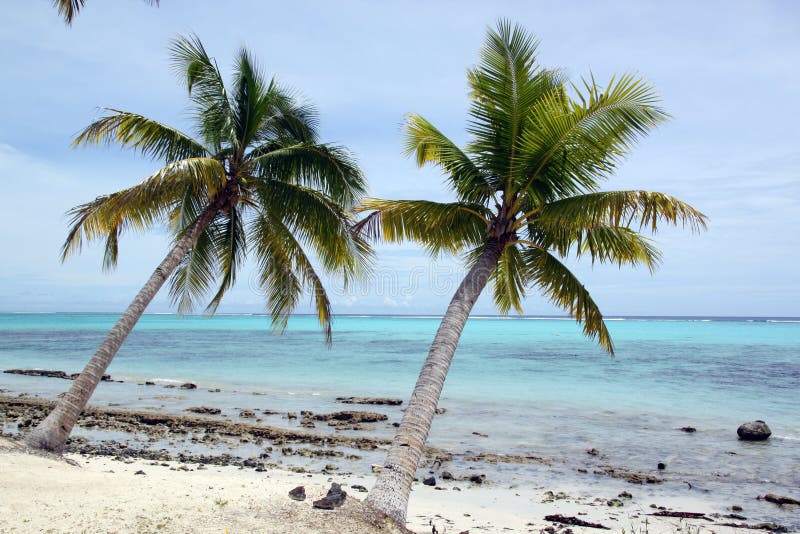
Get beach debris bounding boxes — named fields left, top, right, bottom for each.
left=350, top=484, right=367, bottom=492
left=680, top=426, right=697, bottom=433
left=288, top=486, right=306, bottom=501
left=715, top=521, right=788, bottom=532
left=758, top=494, right=800, bottom=506
left=657, top=462, right=666, bottom=470
left=423, top=476, right=436, bottom=486
left=186, top=406, right=221, bottom=415
left=607, top=498, right=624, bottom=507
left=312, top=482, right=347, bottom=509
left=544, top=514, right=609, bottom=530
left=239, top=410, right=256, bottom=419
left=737, top=420, right=771, bottom=441
left=179, top=383, right=197, bottom=390
left=4, top=369, right=112, bottom=381
left=335, top=396, right=402, bottom=406
left=650, top=511, right=710, bottom=520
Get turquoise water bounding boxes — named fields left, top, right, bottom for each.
left=1, top=313, right=799, bottom=527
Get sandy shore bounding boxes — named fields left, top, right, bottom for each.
left=0, top=437, right=772, bottom=534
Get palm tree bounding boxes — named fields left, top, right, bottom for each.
left=357, top=21, right=706, bottom=524
left=53, top=0, right=159, bottom=25
left=24, top=35, right=369, bottom=452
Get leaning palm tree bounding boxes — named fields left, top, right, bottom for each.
left=53, top=0, right=159, bottom=25
left=24, top=35, right=369, bottom=452
left=357, top=21, right=706, bottom=524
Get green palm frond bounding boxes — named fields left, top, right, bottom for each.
left=514, top=74, right=669, bottom=207
left=403, top=114, right=492, bottom=204
left=532, top=223, right=662, bottom=272
left=521, top=247, right=613, bottom=354
left=251, top=212, right=333, bottom=343
left=492, top=245, right=526, bottom=314
left=355, top=199, right=488, bottom=256
left=54, top=0, right=158, bottom=25
left=248, top=143, right=366, bottom=206
left=73, top=109, right=208, bottom=161
left=537, top=190, right=707, bottom=233
left=168, top=217, right=220, bottom=314
left=205, top=207, right=247, bottom=314
left=61, top=157, right=225, bottom=263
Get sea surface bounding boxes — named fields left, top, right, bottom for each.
left=1, top=313, right=799, bottom=528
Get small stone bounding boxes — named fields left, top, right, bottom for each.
left=179, top=382, right=197, bottom=390
left=468, top=474, right=485, bottom=485
left=618, top=491, right=633, bottom=499
left=423, top=476, right=436, bottom=486
left=441, top=471, right=454, bottom=480
left=657, top=462, right=666, bottom=470
left=731, top=505, right=743, bottom=512
left=288, top=486, right=306, bottom=501
left=134, top=470, right=146, bottom=475
left=586, top=448, right=600, bottom=456
left=239, top=410, right=256, bottom=419
left=607, top=498, right=624, bottom=507
left=287, top=412, right=297, bottom=419
left=312, top=483, right=347, bottom=509
left=350, top=484, right=368, bottom=492
left=144, top=381, right=156, bottom=386
left=680, top=426, right=697, bottom=433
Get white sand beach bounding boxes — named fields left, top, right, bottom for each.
left=0, top=438, right=758, bottom=534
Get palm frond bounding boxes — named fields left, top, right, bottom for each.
left=205, top=207, right=247, bottom=314
left=491, top=245, right=526, bottom=314
left=72, top=109, right=208, bottom=161
left=537, top=190, right=707, bottom=233
left=248, top=143, right=366, bottom=207
left=168, top=216, right=221, bottom=314
left=521, top=247, right=613, bottom=353
left=61, top=157, right=225, bottom=264
left=403, top=114, right=492, bottom=204
left=54, top=0, right=158, bottom=25
left=354, top=199, right=488, bottom=256
left=514, top=73, right=669, bottom=207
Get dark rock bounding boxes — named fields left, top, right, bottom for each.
left=3, top=369, right=109, bottom=381
left=680, top=426, right=697, bottom=433
left=544, top=514, right=610, bottom=530
left=468, top=474, right=485, bottom=485
left=657, top=462, right=666, bottom=470
left=650, top=511, right=710, bottom=520
left=186, top=406, right=221, bottom=415
left=618, top=491, right=633, bottom=499
left=179, top=383, right=197, bottom=390
left=725, top=514, right=748, bottom=520
left=312, top=411, right=387, bottom=423
left=759, top=494, right=800, bottom=506
left=144, top=381, right=156, bottom=386
left=239, top=410, right=256, bottom=419
left=423, top=476, right=436, bottom=486
left=607, top=498, right=624, bottom=507
left=441, top=471, right=454, bottom=480
left=335, top=396, right=402, bottom=406
left=716, top=522, right=787, bottom=532
left=435, top=408, right=447, bottom=415
left=134, top=470, right=146, bottom=475
left=731, top=505, right=743, bottom=512
left=287, top=412, right=297, bottom=419
left=471, top=431, right=488, bottom=438
left=208, top=388, right=221, bottom=393
left=312, top=482, right=347, bottom=509
left=737, top=420, right=771, bottom=441
left=288, top=486, right=306, bottom=501
left=350, top=484, right=367, bottom=492
left=586, top=448, right=600, bottom=456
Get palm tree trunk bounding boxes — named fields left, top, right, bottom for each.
left=23, top=207, right=219, bottom=452
left=365, top=238, right=505, bottom=524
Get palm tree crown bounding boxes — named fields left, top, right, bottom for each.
left=358, top=21, right=705, bottom=351
left=67, top=35, right=369, bottom=341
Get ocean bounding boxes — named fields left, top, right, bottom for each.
left=1, top=313, right=798, bottom=528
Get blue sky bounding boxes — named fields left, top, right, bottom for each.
left=0, top=0, right=798, bottom=316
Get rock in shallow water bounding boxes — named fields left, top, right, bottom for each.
left=737, top=420, right=771, bottom=441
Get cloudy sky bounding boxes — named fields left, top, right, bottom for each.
left=1, top=0, right=798, bottom=316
